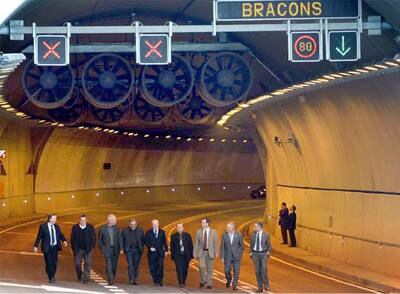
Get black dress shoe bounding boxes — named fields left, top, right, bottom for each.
left=159, top=281, right=163, bottom=286
left=132, top=281, right=138, bottom=285
left=83, top=279, right=89, bottom=284
left=199, top=282, right=205, bottom=288
left=233, top=287, right=238, bottom=290
left=207, top=285, right=213, bottom=289
left=108, top=281, right=114, bottom=285
left=153, top=283, right=159, bottom=286
left=226, top=281, right=231, bottom=288
left=257, top=288, right=263, bottom=293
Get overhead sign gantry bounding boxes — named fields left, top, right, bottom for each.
left=0, top=0, right=377, bottom=66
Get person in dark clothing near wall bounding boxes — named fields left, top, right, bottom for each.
left=98, top=214, right=123, bottom=285
left=122, top=218, right=145, bottom=285
left=288, top=205, right=297, bottom=247
left=33, top=214, right=68, bottom=283
left=70, top=214, right=96, bottom=283
left=170, top=223, right=193, bottom=287
left=278, top=202, right=289, bottom=244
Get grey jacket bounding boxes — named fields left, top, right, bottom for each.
left=98, top=224, right=123, bottom=254
left=249, top=231, right=271, bottom=255
left=193, top=228, right=219, bottom=258
left=220, top=231, right=244, bottom=261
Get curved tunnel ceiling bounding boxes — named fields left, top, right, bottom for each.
left=0, top=0, right=399, bottom=137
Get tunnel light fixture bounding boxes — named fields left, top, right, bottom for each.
left=356, top=69, right=369, bottom=74
left=71, top=195, right=75, bottom=199
left=247, top=186, right=251, bottom=189
left=374, top=64, right=388, bottom=69
left=198, top=138, right=203, bottom=141
left=146, top=189, right=150, bottom=193
left=165, top=135, right=171, bottom=139
left=385, top=61, right=399, bottom=67
left=47, top=197, right=51, bottom=201
left=144, top=134, right=150, bottom=138
left=155, top=135, right=160, bottom=139
left=186, top=138, right=192, bottom=142
left=96, top=193, right=100, bottom=197
left=24, top=199, right=28, bottom=204
left=209, top=138, right=215, bottom=142
left=222, top=186, right=226, bottom=190
left=243, top=139, right=248, bottom=143
left=364, top=66, right=378, bottom=71
left=171, top=187, right=175, bottom=192
left=197, top=187, right=201, bottom=191
left=120, top=191, right=124, bottom=196
left=232, top=139, right=237, bottom=143
left=221, top=138, right=226, bottom=143
left=176, top=136, right=182, bottom=140
left=78, top=126, right=85, bottom=130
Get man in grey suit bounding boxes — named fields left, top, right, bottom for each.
left=220, top=222, right=243, bottom=291
left=193, top=217, right=219, bottom=289
left=250, top=222, right=271, bottom=293
left=98, top=214, right=123, bottom=285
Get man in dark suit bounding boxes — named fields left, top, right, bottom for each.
left=33, top=214, right=68, bottom=283
left=122, top=218, right=145, bottom=285
left=145, top=219, right=168, bottom=286
left=98, top=214, right=123, bottom=285
left=250, top=222, right=271, bottom=293
left=220, top=222, right=243, bottom=290
left=288, top=205, right=297, bottom=247
left=279, top=202, right=289, bottom=244
left=170, top=223, right=193, bottom=287
left=70, top=214, right=96, bottom=283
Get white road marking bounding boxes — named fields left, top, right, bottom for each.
left=0, top=282, right=103, bottom=293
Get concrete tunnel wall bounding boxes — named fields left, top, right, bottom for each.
left=0, top=121, right=264, bottom=220
left=253, top=71, right=400, bottom=278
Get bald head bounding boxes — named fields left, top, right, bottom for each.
left=176, top=223, right=184, bottom=233
left=151, top=219, right=159, bottom=230
left=107, top=214, right=117, bottom=226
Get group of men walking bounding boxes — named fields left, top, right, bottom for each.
left=33, top=214, right=272, bottom=293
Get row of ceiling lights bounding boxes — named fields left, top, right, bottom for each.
left=0, top=185, right=256, bottom=207
left=217, top=59, right=400, bottom=127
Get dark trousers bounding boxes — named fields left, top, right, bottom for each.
left=173, top=254, right=189, bottom=285
left=224, top=257, right=241, bottom=288
left=280, top=226, right=288, bottom=244
left=125, top=248, right=142, bottom=282
left=252, top=251, right=269, bottom=289
left=43, top=246, right=58, bottom=280
left=289, top=229, right=296, bottom=246
left=148, top=252, right=164, bottom=284
left=73, top=249, right=92, bottom=282
left=103, top=247, right=119, bottom=282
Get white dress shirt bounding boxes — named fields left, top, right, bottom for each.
left=47, top=223, right=57, bottom=246
left=253, top=231, right=263, bottom=251
left=203, top=227, right=210, bottom=248
left=229, top=232, right=234, bottom=244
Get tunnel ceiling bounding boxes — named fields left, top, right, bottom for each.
left=0, top=0, right=399, bottom=136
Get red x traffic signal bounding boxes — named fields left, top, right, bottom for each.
left=35, top=35, right=70, bottom=66
left=138, top=34, right=171, bottom=65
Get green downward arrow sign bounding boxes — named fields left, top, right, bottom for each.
left=335, top=36, right=351, bottom=56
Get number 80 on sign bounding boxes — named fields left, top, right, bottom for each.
left=289, top=32, right=322, bottom=62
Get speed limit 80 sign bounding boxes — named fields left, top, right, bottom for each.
left=289, top=32, right=322, bottom=62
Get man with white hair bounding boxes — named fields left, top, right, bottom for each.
left=145, top=219, right=168, bottom=286
left=220, top=222, right=244, bottom=290
left=98, top=214, right=123, bottom=285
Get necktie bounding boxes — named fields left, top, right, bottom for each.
left=154, top=230, right=158, bottom=238
left=50, top=225, right=56, bottom=246
left=256, top=232, right=261, bottom=251
left=203, top=229, right=208, bottom=250
left=179, top=234, right=184, bottom=253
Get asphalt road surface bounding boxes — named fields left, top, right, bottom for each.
left=0, top=199, right=375, bottom=293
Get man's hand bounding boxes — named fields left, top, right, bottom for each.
left=120, top=250, right=124, bottom=255
left=33, top=247, right=38, bottom=253
left=165, top=251, right=168, bottom=256
left=221, top=258, right=224, bottom=263
left=63, top=241, right=68, bottom=247
left=249, top=252, right=253, bottom=259
left=150, top=247, right=156, bottom=252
